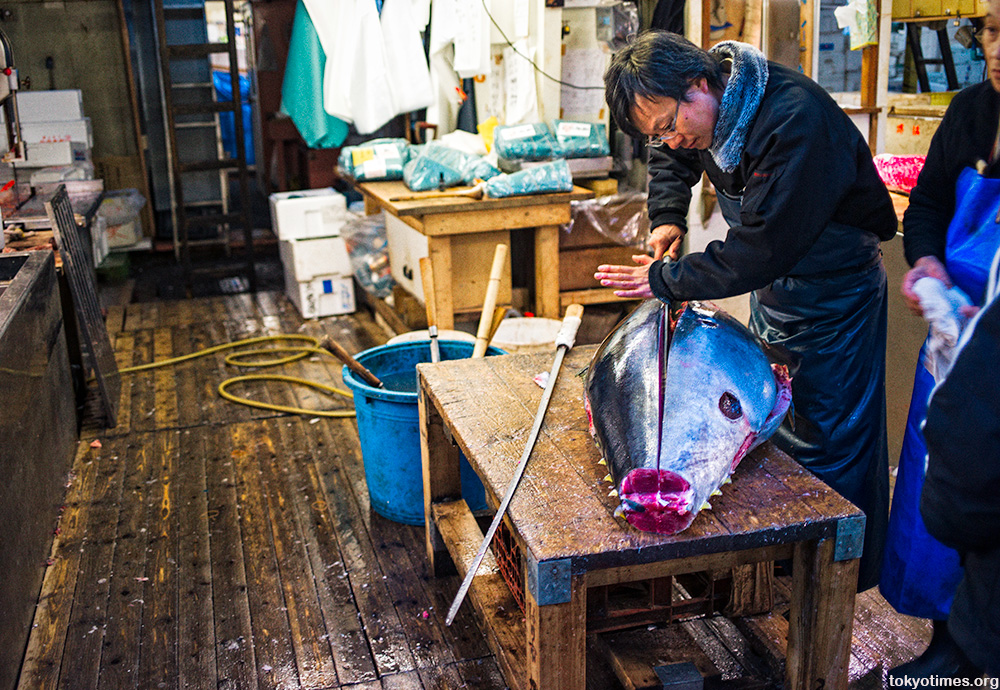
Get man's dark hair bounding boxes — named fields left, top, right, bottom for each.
left=604, top=30, right=724, bottom=139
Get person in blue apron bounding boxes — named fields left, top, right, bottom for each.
left=882, top=3, right=1000, bottom=678
left=598, top=31, right=897, bottom=592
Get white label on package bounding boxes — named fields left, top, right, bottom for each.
left=503, top=124, right=536, bottom=140
left=557, top=122, right=592, bottom=138
left=362, top=159, right=388, bottom=179
left=374, top=144, right=400, bottom=159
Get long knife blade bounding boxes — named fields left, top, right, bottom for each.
left=444, top=304, right=584, bottom=626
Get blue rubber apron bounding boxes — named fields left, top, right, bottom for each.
left=881, top=167, right=1000, bottom=619
left=716, top=189, right=890, bottom=592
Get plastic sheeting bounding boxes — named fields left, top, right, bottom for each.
left=342, top=212, right=394, bottom=298
left=485, top=159, right=573, bottom=198
left=567, top=192, right=650, bottom=249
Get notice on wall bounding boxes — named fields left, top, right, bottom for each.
left=560, top=47, right=608, bottom=119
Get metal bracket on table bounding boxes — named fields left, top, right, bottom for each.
left=834, top=514, right=866, bottom=562
left=525, top=556, right=572, bottom=606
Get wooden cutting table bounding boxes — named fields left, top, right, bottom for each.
left=356, top=181, right=594, bottom=328
left=419, top=345, right=865, bottom=690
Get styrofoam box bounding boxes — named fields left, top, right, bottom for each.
left=278, top=235, right=352, bottom=282
left=268, top=187, right=347, bottom=240
left=24, top=140, right=89, bottom=167
left=384, top=212, right=429, bottom=301
left=9, top=90, right=85, bottom=122
left=21, top=118, right=93, bottom=147
left=285, top=274, right=355, bottom=319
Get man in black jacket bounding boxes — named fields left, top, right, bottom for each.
left=596, top=31, right=897, bottom=590
left=921, top=258, right=1000, bottom=677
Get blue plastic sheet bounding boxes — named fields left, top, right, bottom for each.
left=485, top=159, right=573, bottom=198
left=338, top=138, right=410, bottom=181
left=553, top=120, right=610, bottom=158
left=493, top=123, right=561, bottom=161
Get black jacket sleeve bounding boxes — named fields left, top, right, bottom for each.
left=648, top=93, right=866, bottom=302
left=903, top=84, right=1000, bottom=267
left=921, top=297, right=1000, bottom=553
left=646, top=145, right=704, bottom=232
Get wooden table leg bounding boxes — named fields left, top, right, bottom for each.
left=363, top=193, right=380, bottom=216
left=525, top=569, right=587, bottom=689
left=426, top=235, right=455, bottom=331
left=419, top=384, right=462, bottom=577
left=786, top=538, right=859, bottom=690
left=534, top=225, right=560, bottom=319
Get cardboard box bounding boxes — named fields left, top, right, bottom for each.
left=106, top=219, right=141, bottom=249
left=278, top=235, right=352, bottom=282
left=10, top=90, right=85, bottom=122
left=384, top=212, right=511, bottom=312
left=21, top=118, right=93, bottom=148
left=268, top=187, right=347, bottom=240
left=285, top=274, right=356, bottom=318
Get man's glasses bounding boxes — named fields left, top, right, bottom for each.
left=646, top=100, right=681, bottom=148
left=974, top=23, right=999, bottom=47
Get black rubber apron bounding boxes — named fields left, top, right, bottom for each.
left=716, top=189, right=890, bottom=591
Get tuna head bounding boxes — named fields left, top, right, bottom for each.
left=584, top=300, right=792, bottom=535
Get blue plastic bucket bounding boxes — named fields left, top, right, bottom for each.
left=343, top=340, right=504, bottom=525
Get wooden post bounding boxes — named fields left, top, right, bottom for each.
left=534, top=225, right=561, bottom=319
left=525, top=572, right=587, bottom=689
left=426, top=235, right=455, bottom=331
left=420, top=384, right=463, bottom=577
left=786, top=538, right=859, bottom=690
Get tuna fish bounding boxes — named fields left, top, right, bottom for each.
left=584, top=300, right=792, bottom=535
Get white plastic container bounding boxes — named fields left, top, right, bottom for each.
left=268, top=188, right=347, bottom=240
left=490, top=317, right=562, bottom=354
left=278, top=236, right=352, bottom=282
left=285, top=274, right=355, bottom=319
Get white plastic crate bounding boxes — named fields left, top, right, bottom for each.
left=278, top=236, right=351, bottom=283
left=285, top=274, right=355, bottom=318
left=268, top=188, right=347, bottom=240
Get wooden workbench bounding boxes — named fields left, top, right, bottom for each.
left=418, top=346, right=865, bottom=690
left=356, top=181, right=594, bottom=329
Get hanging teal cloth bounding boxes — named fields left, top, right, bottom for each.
left=280, top=0, right=349, bottom=149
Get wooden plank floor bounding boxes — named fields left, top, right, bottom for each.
left=16, top=291, right=930, bottom=690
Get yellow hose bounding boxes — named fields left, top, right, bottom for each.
left=118, top=334, right=356, bottom=418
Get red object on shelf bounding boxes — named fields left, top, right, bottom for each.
left=873, top=153, right=926, bottom=195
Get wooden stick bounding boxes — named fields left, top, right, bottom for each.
left=389, top=182, right=485, bottom=202
left=472, top=244, right=508, bottom=358
left=487, top=305, right=507, bottom=344
left=419, top=256, right=441, bottom=363
left=320, top=337, right=383, bottom=388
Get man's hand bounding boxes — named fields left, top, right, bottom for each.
left=902, top=256, right=953, bottom=316
left=649, top=224, right=684, bottom=260
left=595, top=255, right=655, bottom=299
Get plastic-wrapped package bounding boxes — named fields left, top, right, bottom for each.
left=341, top=212, right=395, bottom=298
left=552, top=120, right=610, bottom=158
left=493, top=123, right=562, bottom=161
left=403, top=143, right=501, bottom=191
left=567, top=191, right=650, bottom=249
left=485, top=159, right=573, bottom=198
left=338, top=138, right=410, bottom=181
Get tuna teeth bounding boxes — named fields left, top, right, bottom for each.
left=603, top=474, right=613, bottom=483
left=608, top=489, right=619, bottom=498
left=598, top=458, right=607, bottom=466
left=722, top=476, right=732, bottom=485
left=613, top=505, right=626, bottom=519
left=700, top=501, right=712, bottom=511
left=711, top=488, right=723, bottom=497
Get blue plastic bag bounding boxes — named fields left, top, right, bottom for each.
left=338, top=138, right=410, bottom=181
left=552, top=120, right=610, bottom=158
left=485, top=159, right=573, bottom=198
left=493, top=123, right=562, bottom=161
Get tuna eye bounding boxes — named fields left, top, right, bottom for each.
left=719, top=391, right=742, bottom=420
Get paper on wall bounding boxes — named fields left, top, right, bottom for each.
left=504, top=39, right=538, bottom=125
left=833, top=0, right=878, bottom=50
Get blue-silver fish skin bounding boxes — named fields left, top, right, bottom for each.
left=584, top=300, right=792, bottom=535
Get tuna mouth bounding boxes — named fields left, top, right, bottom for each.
left=618, top=468, right=695, bottom=535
